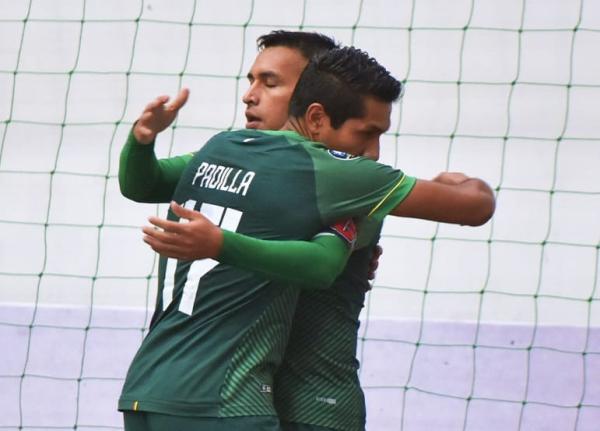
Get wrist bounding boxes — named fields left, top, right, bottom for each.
left=208, top=226, right=225, bottom=259
left=133, top=122, right=156, bottom=145
left=216, top=229, right=233, bottom=261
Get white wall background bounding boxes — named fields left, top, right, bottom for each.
left=1, top=0, right=599, bottom=430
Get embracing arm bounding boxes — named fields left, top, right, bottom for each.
left=219, top=231, right=350, bottom=288
left=143, top=202, right=351, bottom=289
left=391, top=172, right=495, bottom=226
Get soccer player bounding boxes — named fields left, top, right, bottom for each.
left=120, top=31, right=340, bottom=202
left=119, top=46, right=494, bottom=431
left=120, top=32, right=493, bottom=431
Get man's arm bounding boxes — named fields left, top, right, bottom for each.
left=118, top=89, right=192, bottom=203
left=143, top=202, right=352, bottom=289
left=390, top=172, right=495, bottom=226
left=119, top=133, right=193, bottom=202
left=219, top=231, right=351, bottom=288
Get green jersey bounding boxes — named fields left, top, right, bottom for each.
left=118, top=129, right=415, bottom=419
left=275, top=229, right=381, bottom=431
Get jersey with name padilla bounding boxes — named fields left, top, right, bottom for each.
left=118, top=129, right=415, bottom=418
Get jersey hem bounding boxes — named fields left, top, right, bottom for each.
left=118, top=397, right=276, bottom=418
left=279, top=413, right=366, bottom=431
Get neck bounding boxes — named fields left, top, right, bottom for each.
left=282, top=117, right=313, bottom=140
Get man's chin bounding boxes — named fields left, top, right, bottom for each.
left=245, top=120, right=262, bottom=130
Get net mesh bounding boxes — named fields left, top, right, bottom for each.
left=1, top=0, right=599, bottom=429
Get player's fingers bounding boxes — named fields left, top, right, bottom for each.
left=144, top=95, right=170, bottom=112
left=368, top=246, right=382, bottom=270
left=170, top=201, right=195, bottom=220
left=148, top=216, right=185, bottom=233
left=137, top=111, right=158, bottom=127
left=142, top=226, right=188, bottom=249
left=367, top=245, right=382, bottom=280
left=167, top=88, right=190, bottom=112
left=142, top=225, right=184, bottom=245
left=143, top=235, right=188, bottom=259
left=169, top=201, right=202, bottom=221
left=373, top=244, right=383, bottom=258
left=368, top=260, right=379, bottom=275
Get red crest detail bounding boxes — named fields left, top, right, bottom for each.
left=330, top=219, right=357, bottom=245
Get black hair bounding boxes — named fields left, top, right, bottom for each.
left=289, top=46, right=402, bottom=128
left=257, top=30, right=339, bottom=60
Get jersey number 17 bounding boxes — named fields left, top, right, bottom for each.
left=162, top=200, right=242, bottom=315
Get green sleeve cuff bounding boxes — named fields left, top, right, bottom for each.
left=118, top=127, right=193, bottom=203
left=218, top=230, right=351, bottom=289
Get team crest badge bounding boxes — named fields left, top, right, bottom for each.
left=330, top=219, right=357, bottom=249
left=328, top=149, right=358, bottom=160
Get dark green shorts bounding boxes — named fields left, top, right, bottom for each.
left=280, top=421, right=337, bottom=431
left=123, top=411, right=280, bottom=431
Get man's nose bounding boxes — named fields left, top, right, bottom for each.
left=242, top=84, right=258, bottom=105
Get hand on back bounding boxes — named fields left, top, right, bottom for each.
left=367, top=244, right=382, bottom=281
left=142, top=201, right=223, bottom=261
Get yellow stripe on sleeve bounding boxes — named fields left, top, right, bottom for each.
left=367, top=174, right=408, bottom=218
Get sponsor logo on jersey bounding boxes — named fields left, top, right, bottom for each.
left=260, top=384, right=272, bottom=394
left=329, top=219, right=357, bottom=249
left=328, top=149, right=358, bottom=160
left=316, top=396, right=337, bottom=405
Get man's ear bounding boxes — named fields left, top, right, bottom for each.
left=305, top=103, right=329, bottom=139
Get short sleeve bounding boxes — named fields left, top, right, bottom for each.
left=309, top=147, right=417, bottom=224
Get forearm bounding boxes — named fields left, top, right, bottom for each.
left=457, top=178, right=496, bottom=225
left=432, top=172, right=495, bottom=223
left=118, top=129, right=191, bottom=203
left=392, top=175, right=496, bottom=226
left=218, top=231, right=350, bottom=289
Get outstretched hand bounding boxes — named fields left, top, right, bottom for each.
left=133, top=88, right=190, bottom=144
left=143, top=201, right=223, bottom=260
